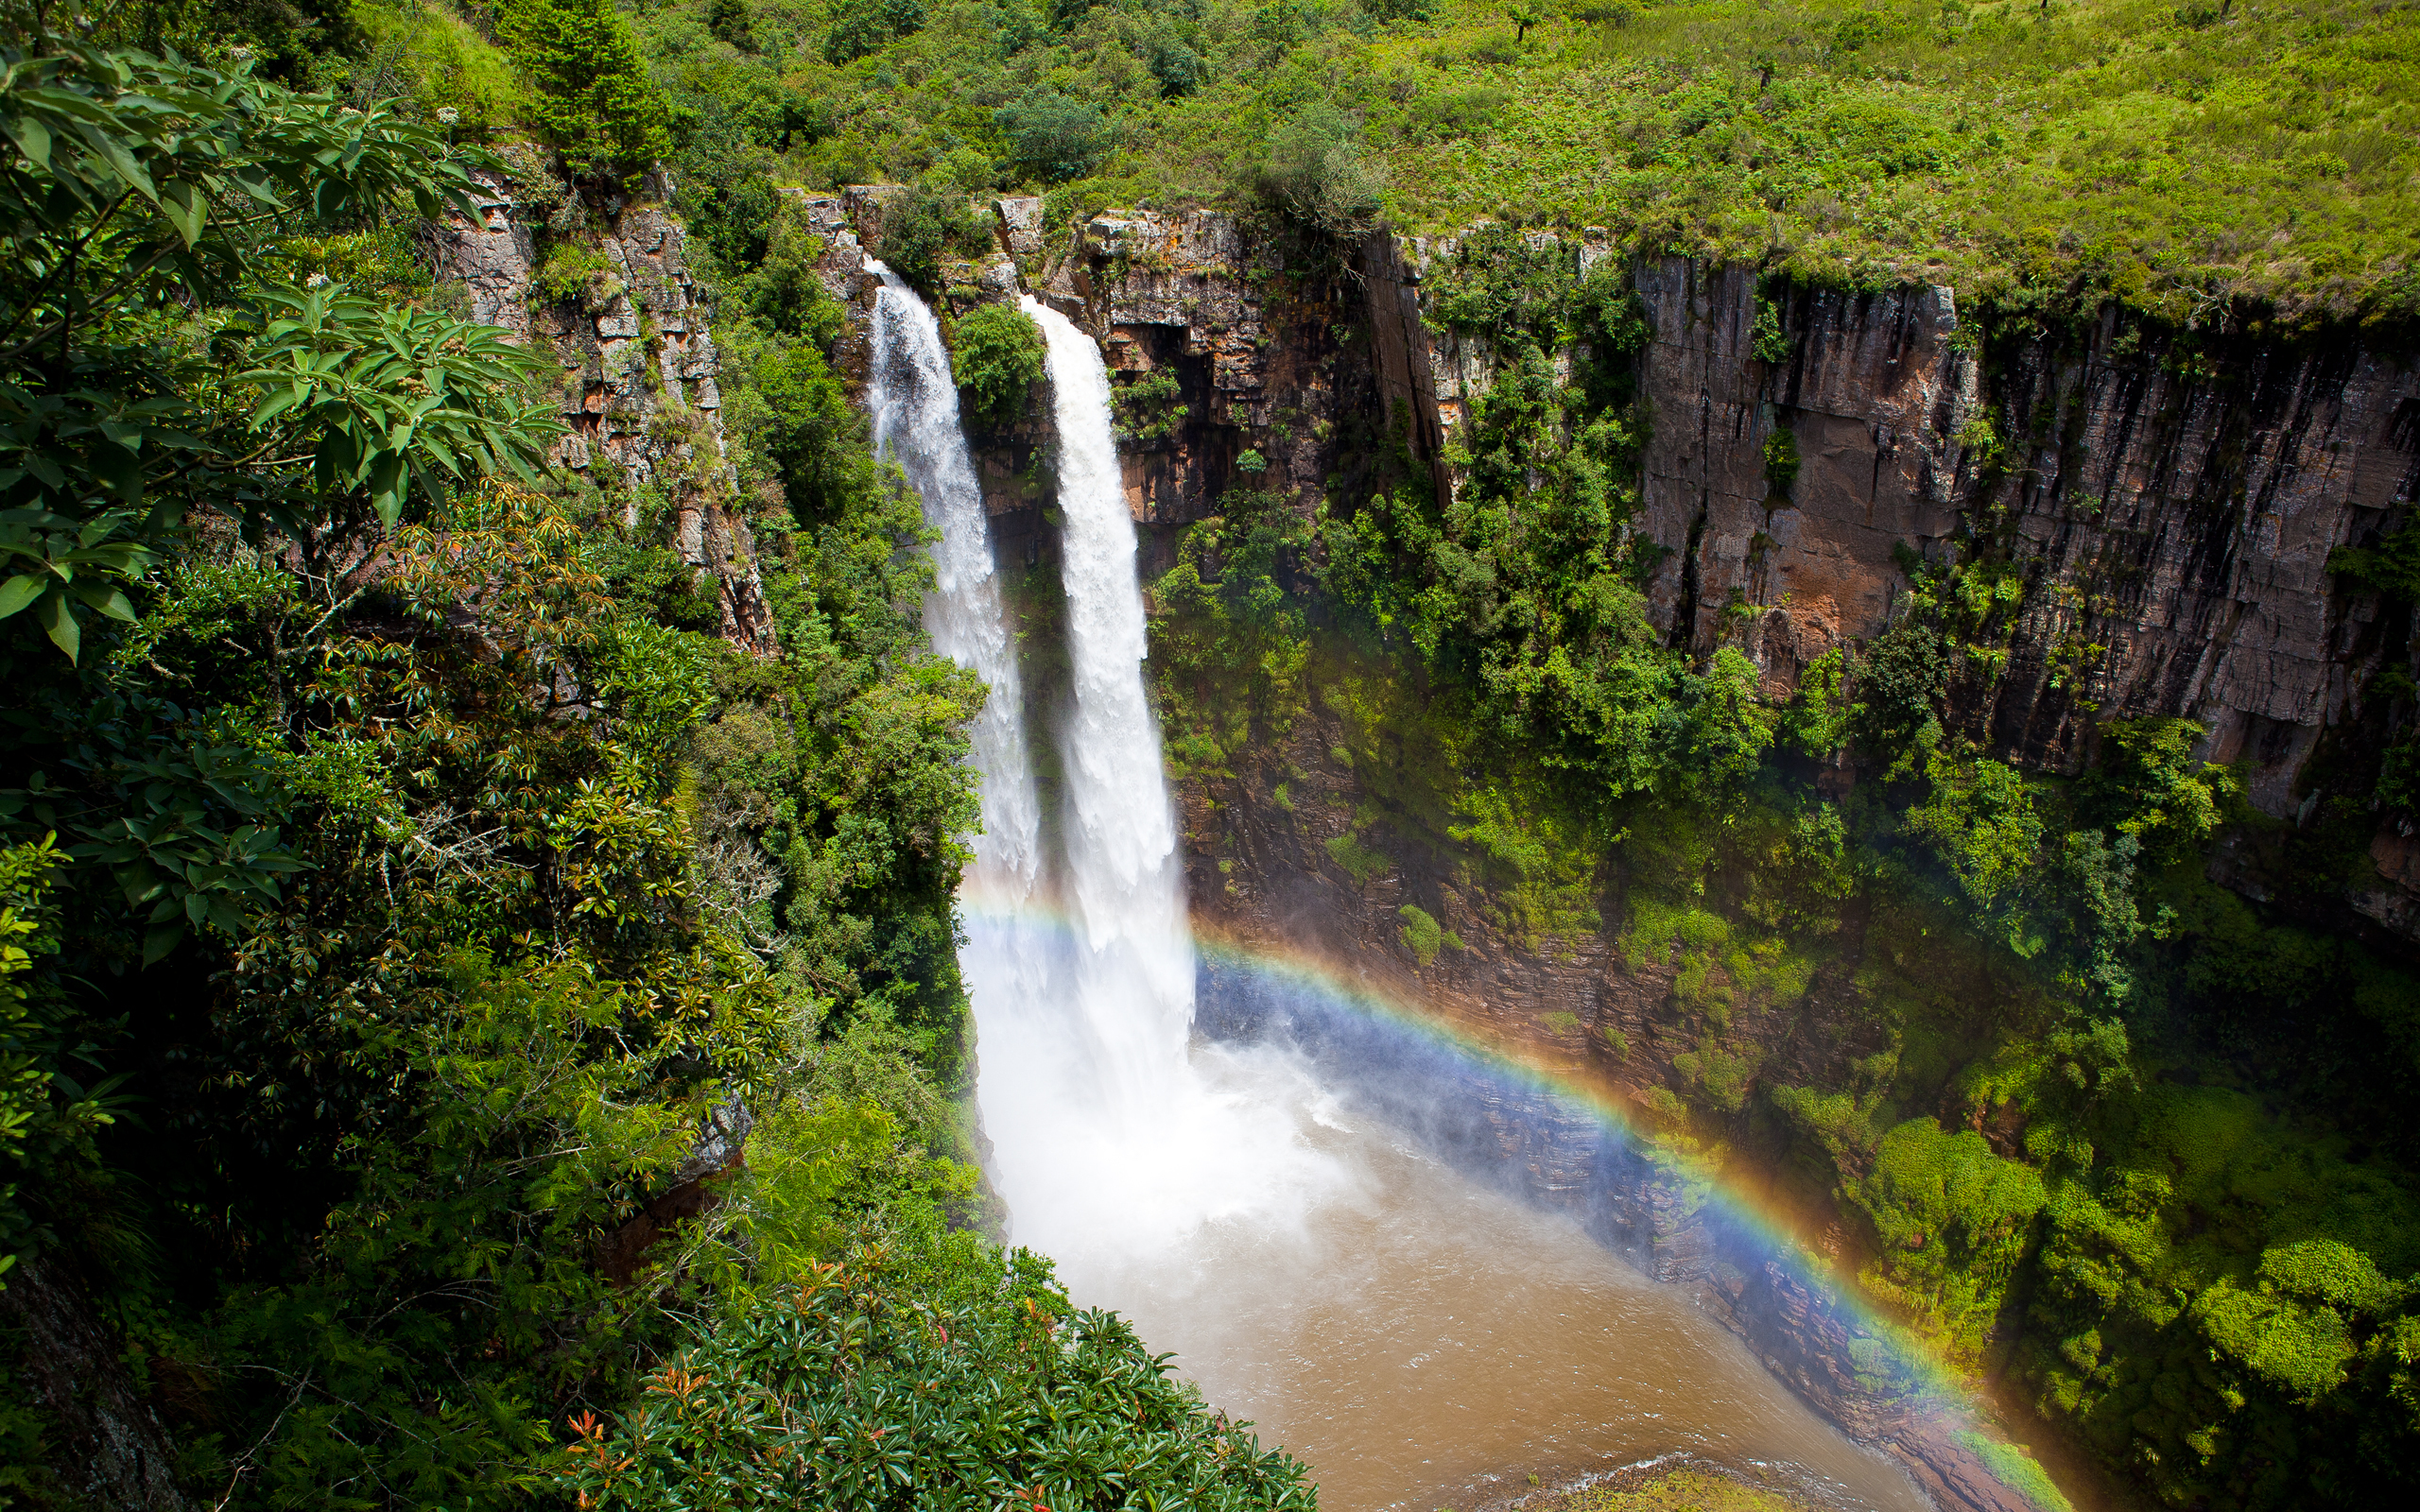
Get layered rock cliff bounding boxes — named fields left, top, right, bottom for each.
left=860, top=198, right=2416, bottom=945
left=431, top=166, right=774, bottom=653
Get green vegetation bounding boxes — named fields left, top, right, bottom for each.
left=563, top=1236, right=1315, bottom=1509
left=1399, top=901, right=1445, bottom=965
left=1544, top=1465, right=1817, bottom=1512
left=499, top=0, right=669, bottom=173
left=574, top=0, right=2420, bottom=328
left=948, top=301, right=1047, bottom=428
left=0, top=9, right=1310, bottom=1509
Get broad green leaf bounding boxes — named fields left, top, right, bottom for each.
left=67, top=580, right=135, bottom=622
left=4, top=112, right=51, bottom=170
left=141, top=919, right=185, bottom=967
left=0, top=576, right=42, bottom=619
left=158, top=177, right=204, bottom=247
left=32, top=589, right=78, bottom=662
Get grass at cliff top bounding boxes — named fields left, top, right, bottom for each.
left=625, top=0, right=2420, bottom=329
left=1342, top=0, right=2420, bottom=324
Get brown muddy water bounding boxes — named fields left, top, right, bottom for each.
left=1046, top=1044, right=1929, bottom=1512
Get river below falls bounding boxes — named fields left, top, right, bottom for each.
left=1019, top=1039, right=1930, bottom=1512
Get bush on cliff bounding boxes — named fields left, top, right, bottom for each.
left=949, top=302, right=1047, bottom=430
left=499, top=0, right=669, bottom=175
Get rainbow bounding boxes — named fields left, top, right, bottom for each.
left=955, top=889, right=1982, bottom=1416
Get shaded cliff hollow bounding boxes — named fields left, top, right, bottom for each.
left=430, top=166, right=774, bottom=654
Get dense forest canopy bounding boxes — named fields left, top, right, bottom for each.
left=2, top=2, right=2417, bottom=1511
left=0, top=3, right=1311, bottom=1506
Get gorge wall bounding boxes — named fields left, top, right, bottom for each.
left=839, top=193, right=2418, bottom=950
left=440, top=181, right=2413, bottom=1510
left=432, top=165, right=775, bottom=654
left=791, top=189, right=2420, bottom=1511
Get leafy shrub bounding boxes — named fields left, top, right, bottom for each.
left=704, top=0, right=754, bottom=50
left=1777, top=647, right=1853, bottom=757
left=1111, top=368, right=1186, bottom=441
left=560, top=1233, right=1316, bottom=1510
left=2328, top=524, right=2420, bottom=601
left=1762, top=426, right=1799, bottom=494
left=1324, top=830, right=1391, bottom=885
left=2082, top=717, right=2237, bottom=862
left=2379, top=735, right=2420, bottom=816
left=873, top=184, right=990, bottom=296
left=949, top=303, right=1047, bottom=430
left=997, top=91, right=1112, bottom=184
left=1399, top=902, right=1443, bottom=965
left=1854, top=622, right=1948, bottom=763
left=530, top=238, right=623, bottom=312
left=1146, top=27, right=1206, bottom=97
left=1854, top=1118, right=2048, bottom=1354
left=1255, top=102, right=1387, bottom=238
left=1908, top=756, right=2044, bottom=918
left=1751, top=296, right=1790, bottom=363
left=823, top=0, right=925, bottom=65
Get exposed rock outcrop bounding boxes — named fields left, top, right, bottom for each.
left=0, top=1255, right=193, bottom=1510
left=431, top=169, right=774, bottom=654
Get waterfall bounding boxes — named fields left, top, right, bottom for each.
left=966, top=297, right=1346, bottom=1289
left=869, top=268, right=1340, bottom=1322
left=1019, top=297, right=1194, bottom=1109
left=864, top=262, right=1046, bottom=1021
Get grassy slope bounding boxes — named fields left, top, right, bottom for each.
left=1344, top=0, right=2420, bottom=323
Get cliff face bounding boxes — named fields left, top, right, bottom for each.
left=1604, top=264, right=2420, bottom=818
left=431, top=168, right=774, bottom=654
left=1011, top=212, right=2418, bottom=826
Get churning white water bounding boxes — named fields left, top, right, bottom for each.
left=880, top=283, right=1926, bottom=1512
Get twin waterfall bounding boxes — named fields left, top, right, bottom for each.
left=864, top=266, right=1938, bottom=1512
left=864, top=267, right=1337, bottom=1294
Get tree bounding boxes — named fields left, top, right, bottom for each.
left=949, top=303, right=1046, bottom=429
left=498, top=0, right=669, bottom=175
left=823, top=0, right=926, bottom=65
left=997, top=90, right=1112, bottom=184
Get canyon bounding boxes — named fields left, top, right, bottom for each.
left=420, top=175, right=2419, bottom=1512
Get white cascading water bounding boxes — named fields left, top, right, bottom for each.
left=864, top=262, right=1047, bottom=1009
left=866, top=278, right=1930, bottom=1512
left=975, top=297, right=1348, bottom=1289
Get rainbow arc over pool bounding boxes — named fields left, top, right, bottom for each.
left=960, top=885, right=1981, bottom=1418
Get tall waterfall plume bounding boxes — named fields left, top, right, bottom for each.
left=979, top=297, right=1347, bottom=1289
left=864, top=262, right=1046, bottom=1010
